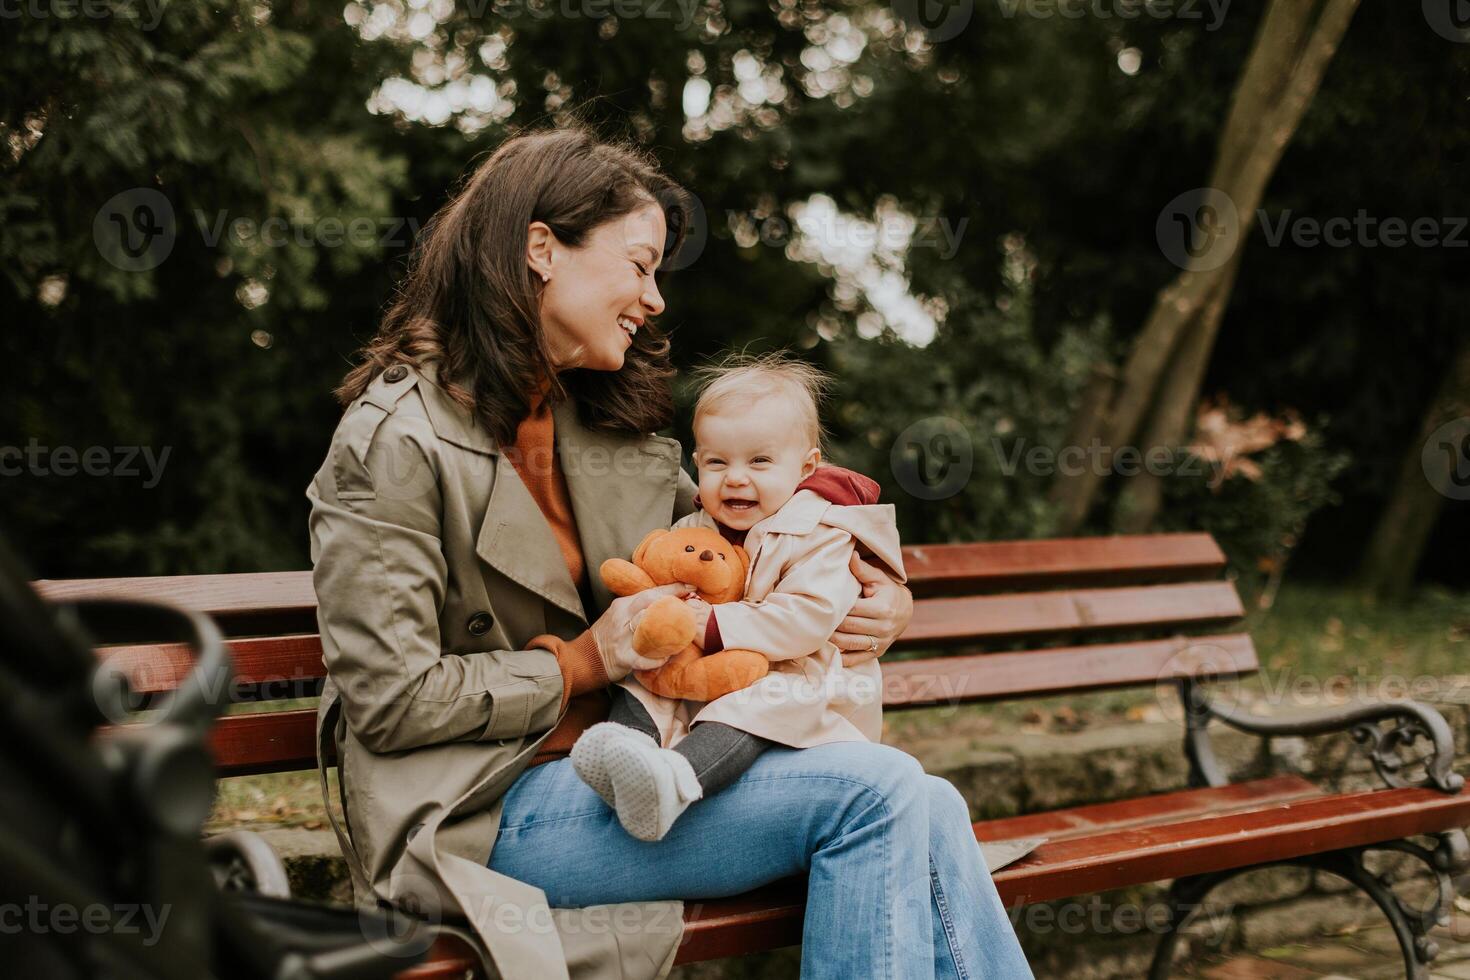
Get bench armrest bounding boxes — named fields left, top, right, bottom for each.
left=1180, top=680, right=1465, bottom=794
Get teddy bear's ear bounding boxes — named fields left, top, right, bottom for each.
left=631, top=528, right=668, bottom=566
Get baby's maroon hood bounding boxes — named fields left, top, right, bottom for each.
left=797, top=464, right=881, bottom=505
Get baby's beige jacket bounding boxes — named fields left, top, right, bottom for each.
left=621, top=487, right=908, bottom=749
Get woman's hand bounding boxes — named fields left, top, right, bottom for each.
left=590, top=583, right=695, bottom=680
left=832, top=552, right=914, bottom=669
left=683, top=595, right=713, bottom=646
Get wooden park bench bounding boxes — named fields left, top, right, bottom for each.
left=37, top=532, right=1470, bottom=979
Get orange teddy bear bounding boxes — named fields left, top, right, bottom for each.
left=600, top=526, right=771, bottom=702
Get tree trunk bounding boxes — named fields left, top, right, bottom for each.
left=1050, top=0, right=1361, bottom=533
left=1111, top=0, right=1359, bottom=531
left=1358, top=338, right=1470, bottom=598
left=1113, top=254, right=1241, bottom=532
left=1047, top=362, right=1118, bottom=532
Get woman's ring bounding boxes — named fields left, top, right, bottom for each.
left=866, top=635, right=879, bottom=654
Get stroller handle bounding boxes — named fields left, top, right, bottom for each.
left=73, top=599, right=234, bottom=731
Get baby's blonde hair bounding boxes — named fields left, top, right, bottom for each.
left=691, top=351, right=833, bottom=456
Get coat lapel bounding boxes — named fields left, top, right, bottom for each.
left=554, top=398, right=684, bottom=617
left=473, top=458, right=587, bottom=622
left=445, top=381, right=683, bottom=627
left=414, top=372, right=586, bottom=623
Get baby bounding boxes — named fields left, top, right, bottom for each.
left=570, top=353, right=907, bottom=841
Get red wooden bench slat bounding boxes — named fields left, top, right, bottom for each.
left=395, top=958, right=477, bottom=980
left=673, top=779, right=1470, bottom=963
left=993, top=784, right=1470, bottom=904
left=35, top=570, right=318, bottom=622
left=975, top=773, right=1322, bottom=842
left=903, top=533, right=1226, bottom=596
left=676, top=878, right=808, bottom=965
left=94, top=590, right=1251, bottom=703
left=97, top=628, right=1259, bottom=704
left=208, top=709, right=321, bottom=777
left=35, top=533, right=1226, bottom=624
left=898, top=581, right=1244, bottom=647
left=96, top=713, right=320, bottom=779
left=98, top=634, right=325, bottom=695
left=393, top=935, right=481, bottom=980
left=880, top=632, right=1258, bottom=708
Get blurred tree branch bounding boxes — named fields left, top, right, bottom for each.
left=1357, top=337, right=1470, bottom=598
left=1049, top=0, right=1360, bottom=534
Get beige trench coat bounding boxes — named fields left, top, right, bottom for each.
left=307, top=363, right=697, bottom=980
left=621, top=489, right=907, bottom=749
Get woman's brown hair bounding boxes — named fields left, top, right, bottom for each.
left=337, top=121, right=694, bottom=444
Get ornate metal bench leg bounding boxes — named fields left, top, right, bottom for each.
left=1317, top=831, right=1469, bottom=980
left=1147, top=870, right=1237, bottom=980
left=1312, top=850, right=1430, bottom=980
left=1148, top=832, right=1468, bottom=980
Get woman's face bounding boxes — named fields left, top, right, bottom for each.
left=531, top=202, right=668, bottom=372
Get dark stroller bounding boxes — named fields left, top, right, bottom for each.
left=0, top=533, right=463, bottom=979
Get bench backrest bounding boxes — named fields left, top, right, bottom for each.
left=37, top=532, right=1256, bottom=777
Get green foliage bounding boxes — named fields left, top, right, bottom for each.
left=2, top=0, right=417, bottom=574
left=1, top=0, right=1464, bottom=587
left=1157, top=421, right=1352, bottom=604
left=824, top=283, right=1113, bottom=545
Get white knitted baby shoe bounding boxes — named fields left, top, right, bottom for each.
left=575, top=723, right=703, bottom=841
left=571, top=722, right=655, bottom=808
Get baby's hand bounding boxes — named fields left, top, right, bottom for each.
left=684, top=596, right=713, bottom=646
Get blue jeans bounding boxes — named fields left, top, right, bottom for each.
left=488, top=741, right=1033, bottom=979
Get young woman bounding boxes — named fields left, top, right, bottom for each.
left=308, top=123, right=1033, bottom=980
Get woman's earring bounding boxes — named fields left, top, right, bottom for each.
left=541, top=272, right=550, bottom=282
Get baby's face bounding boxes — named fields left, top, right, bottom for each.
left=694, top=401, right=819, bottom=531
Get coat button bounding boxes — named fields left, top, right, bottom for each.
left=383, top=364, right=408, bottom=383
left=467, top=612, right=494, bottom=636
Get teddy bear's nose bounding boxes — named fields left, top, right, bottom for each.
left=699, top=550, right=714, bottom=561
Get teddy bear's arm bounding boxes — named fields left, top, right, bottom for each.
left=600, top=558, right=658, bottom=596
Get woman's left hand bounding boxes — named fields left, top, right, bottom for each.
left=683, top=594, right=714, bottom=646
left=832, top=552, right=913, bottom=668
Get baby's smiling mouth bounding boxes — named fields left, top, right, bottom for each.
left=722, top=499, right=758, bottom=512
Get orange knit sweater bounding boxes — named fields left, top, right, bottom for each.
left=514, top=384, right=612, bottom=766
